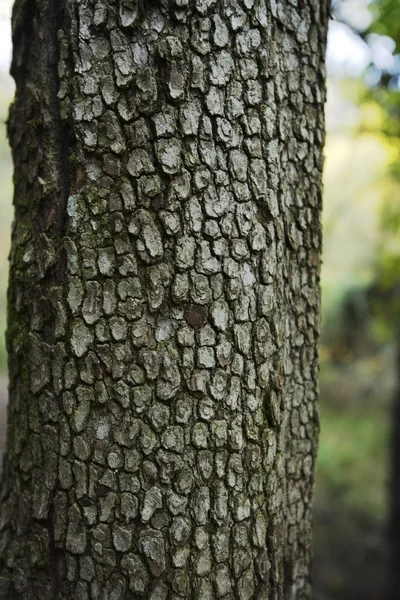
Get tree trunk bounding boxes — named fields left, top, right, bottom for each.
left=389, top=341, right=400, bottom=600
left=0, top=1, right=328, bottom=598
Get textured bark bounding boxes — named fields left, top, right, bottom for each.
left=0, top=1, right=328, bottom=598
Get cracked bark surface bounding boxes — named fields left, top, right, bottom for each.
left=0, top=1, right=328, bottom=598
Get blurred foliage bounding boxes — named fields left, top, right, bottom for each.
left=316, top=4, right=399, bottom=547
left=321, top=88, right=395, bottom=362
left=323, top=0, right=400, bottom=359
left=317, top=336, right=395, bottom=520
left=0, top=74, right=13, bottom=372
left=361, top=1, right=400, bottom=332
left=318, top=404, right=389, bottom=516
left=369, top=0, right=400, bottom=43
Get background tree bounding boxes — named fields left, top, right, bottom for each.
left=0, top=1, right=328, bottom=598
left=365, top=3, right=400, bottom=597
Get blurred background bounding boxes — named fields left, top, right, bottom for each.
left=0, top=0, right=399, bottom=598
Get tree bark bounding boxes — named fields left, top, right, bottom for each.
left=0, top=1, right=328, bottom=598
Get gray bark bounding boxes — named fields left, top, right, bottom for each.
left=0, top=0, right=328, bottom=598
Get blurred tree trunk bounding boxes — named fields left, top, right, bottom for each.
left=0, top=1, right=328, bottom=598
left=389, top=346, right=400, bottom=600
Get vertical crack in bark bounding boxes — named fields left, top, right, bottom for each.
left=43, top=0, right=71, bottom=591
left=48, top=0, right=70, bottom=238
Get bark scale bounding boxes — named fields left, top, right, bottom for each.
left=0, top=1, right=328, bottom=598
